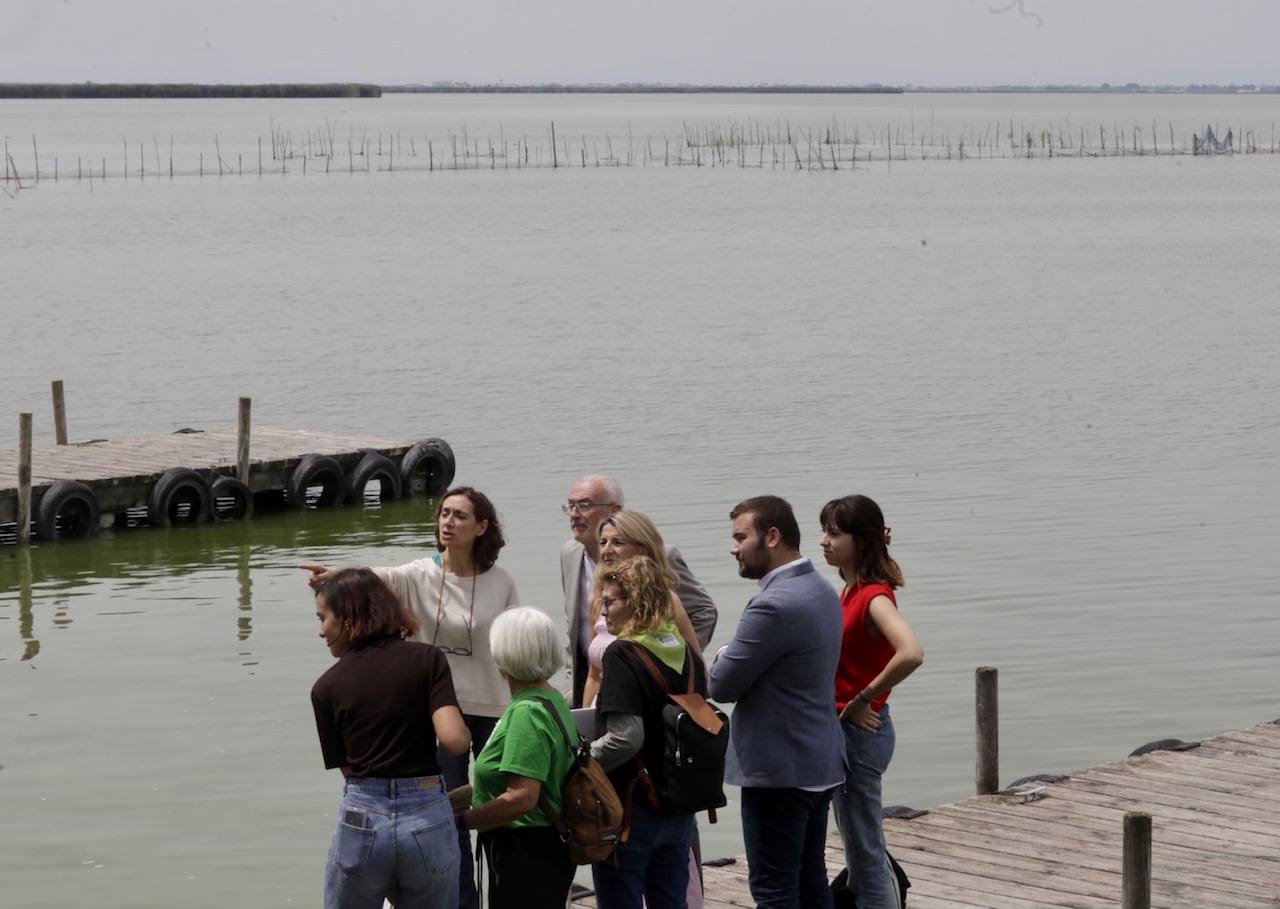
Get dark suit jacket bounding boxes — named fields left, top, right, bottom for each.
left=561, top=538, right=717, bottom=706
left=708, top=558, right=845, bottom=788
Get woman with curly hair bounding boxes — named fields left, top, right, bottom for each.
left=819, top=495, right=923, bottom=909
left=589, top=556, right=710, bottom=908
left=311, top=567, right=470, bottom=909
left=303, top=486, right=519, bottom=909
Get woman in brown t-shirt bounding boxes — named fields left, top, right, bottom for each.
left=311, top=568, right=470, bottom=909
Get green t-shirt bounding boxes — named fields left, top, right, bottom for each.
left=472, top=687, right=576, bottom=828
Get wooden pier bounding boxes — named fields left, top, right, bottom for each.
left=2, top=408, right=455, bottom=541
left=573, top=719, right=1280, bottom=908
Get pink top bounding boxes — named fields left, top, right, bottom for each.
left=587, top=614, right=615, bottom=671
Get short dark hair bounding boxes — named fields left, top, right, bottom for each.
left=730, top=495, right=801, bottom=550
left=819, top=494, right=904, bottom=588
left=435, top=486, right=506, bottom=572
left=316, top=567, right=420, bottom=645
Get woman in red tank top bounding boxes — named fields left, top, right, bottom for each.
left=819, top=495, right=923, bottom=909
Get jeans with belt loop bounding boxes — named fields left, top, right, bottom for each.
left=832, top=705, right=897, bottom=909
left=324, top=775, right=459, bottom=909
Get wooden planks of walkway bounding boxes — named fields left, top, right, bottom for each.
left=0, top=427, right=412, bottom=490
left=0, top=426, right=418, bottom=526
left=576, top=721, right=1280, bottom=907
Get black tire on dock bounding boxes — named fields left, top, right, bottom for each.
left=346, top=452, right=403, bottom=504
left=148, top=468, right=213, bottom=527
left=211, top=476, right=255, bottom=521
left=34, top=480, right=101, bottom=540
left=288, top=454, right=346, bottom=508
left=399, top=438, right=456, bottom=498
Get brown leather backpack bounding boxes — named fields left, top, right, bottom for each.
left=531, top=696, right=625, bottom=864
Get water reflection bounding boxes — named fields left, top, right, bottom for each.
left=0, top=498, right=438, bottom=662
left=16, top=547, right=37, bottom=661
left=237, top=543, right=252, bottom=642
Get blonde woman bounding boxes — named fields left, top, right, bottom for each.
left=583, top=511, right=702, bottom=708
left=590, top=557, right=709, bottom=908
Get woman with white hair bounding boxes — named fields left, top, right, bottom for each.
left=448, top=607, right=577, bottom=909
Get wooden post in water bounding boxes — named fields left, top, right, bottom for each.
left=976, top=666, right=999, bottom=794
left=1122, top=811, right=1152, bottom=909
left=51, top=380, right=68, bottom=445
left=237, top=397, right=252, bottom=486
left=17, top=413, right=33, bottom=546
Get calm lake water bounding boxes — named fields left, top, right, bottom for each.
left=2, top=93, right=1279, bottom=908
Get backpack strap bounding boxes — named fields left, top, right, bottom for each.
left=529, top=695, right=582, bottom=750
left=623, top=642, right=725, bottom=736
left=528, top=695, right=580, bottom=841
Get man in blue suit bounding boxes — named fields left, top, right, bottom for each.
left=709, top=495, right=845, bottom=909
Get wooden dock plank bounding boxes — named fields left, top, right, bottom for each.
left=618, top=721, right=1280, bottom=909
left=0, top=426, right=417, bottom=496
left=888, top=817, right=1270, bottom=903
left=931, top=801, right=1280, bottom=869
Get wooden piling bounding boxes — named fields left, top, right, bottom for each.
left=975, top=666, right=999, bottom=794
left=17, top=413, right=33, bottom=546
left=51, top=380, right=68, bottom=445
left=1122, top=811, right=1152, bottom=909
left=237, top=397, right=252, bottom=485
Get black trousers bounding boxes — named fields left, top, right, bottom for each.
left=477, top=825, right=575, bottom=909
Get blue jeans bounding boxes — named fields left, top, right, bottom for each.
left=324, top=775, right=459, bottom=909
left=739, top=786, right=835, bottom=909
left=437, top=713, right=498, bottom=909
left=593, top=800, right=695, bottom=909
left=832, top=707, right=897, bottom=909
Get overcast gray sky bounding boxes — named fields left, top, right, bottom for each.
left=1, top=0, right=1276, bottom=86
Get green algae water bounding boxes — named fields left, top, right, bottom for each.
left=2, top=92, right=1279, bottom=907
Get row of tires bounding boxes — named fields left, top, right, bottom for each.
left=31, top=439, right=455, bottom=541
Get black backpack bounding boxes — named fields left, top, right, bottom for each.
left=624, top=643, right=729, bottom=819
left=830, top=854, right=911, bottom=908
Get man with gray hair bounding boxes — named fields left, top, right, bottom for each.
left=559, top=474, right=717, bottom=707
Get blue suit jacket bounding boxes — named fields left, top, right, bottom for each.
left=708, top=559, right=845, bottom=789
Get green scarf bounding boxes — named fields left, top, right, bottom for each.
left=623, top=621, right=685, bottom=673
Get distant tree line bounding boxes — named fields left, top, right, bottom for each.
left=0, top=83, right=381, bottom=99
left=383, top=83, right=903, bottom=94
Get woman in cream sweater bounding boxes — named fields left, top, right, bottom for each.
left=303, top=485, right=518, bottom=909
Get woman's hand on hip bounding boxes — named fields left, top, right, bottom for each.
left=840, top=698, right=881, bottom=733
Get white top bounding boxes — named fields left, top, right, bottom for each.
left=373, top=556, right=519, bottom=718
